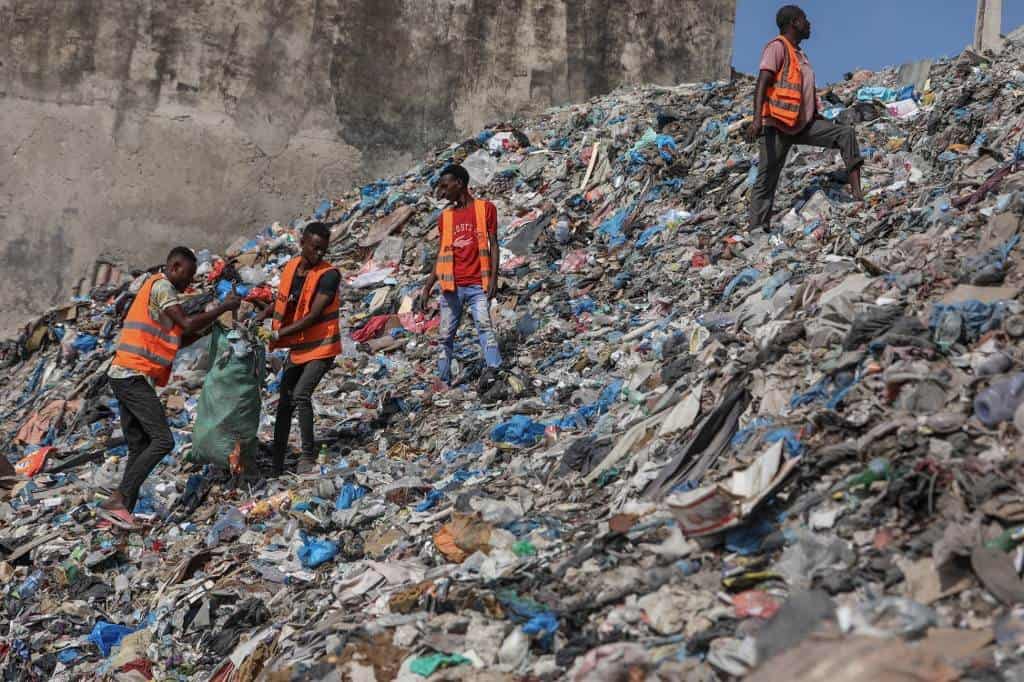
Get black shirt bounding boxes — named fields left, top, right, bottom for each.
left=285, top=268, right=340, bottom=321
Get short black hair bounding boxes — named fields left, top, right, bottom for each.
left=776, top=5, right=804, bottom=32
left=440, top=164, right=470, bottom=188
left=304, top=221, right=330, bottom=241
left=167, top=246, right=197, bottom=264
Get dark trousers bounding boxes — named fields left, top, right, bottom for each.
left=109, top=376, right=174, bottom=512
left=749, top=119, right=864, bottom=231
left=272, top=357, right=332, bottom=466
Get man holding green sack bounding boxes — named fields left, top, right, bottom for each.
left=99, top=247, right=240, bottom=530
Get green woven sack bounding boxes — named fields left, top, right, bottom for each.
left=190, top=324, right=265, bottom=467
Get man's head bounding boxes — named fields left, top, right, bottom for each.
left=165, top=246, right=197, bottom=292
left=777, top=5, right=810, bottom=41
left=436, top=165, right=470, bottom=204
left=300, top=221, right=331, bottom=267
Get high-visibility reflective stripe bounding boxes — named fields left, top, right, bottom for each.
left=290, top=334, right=342, bottom=352
left=768, top=99, right=800, bottom=112
left=122, top=321, right=181, bottom=345
left=116, top=344, right=173, bottom=367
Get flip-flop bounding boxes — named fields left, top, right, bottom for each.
left=96, top=506, right=137, bottom=530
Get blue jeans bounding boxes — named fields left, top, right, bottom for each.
left=439, top=285, right=502, bottom=384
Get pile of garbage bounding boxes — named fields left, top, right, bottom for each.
left=4, top=29, right=1024, bottom=681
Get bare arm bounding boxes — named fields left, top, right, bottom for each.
left=487, top=232, right=499, bottom=299
left=276, top=291, right=333, bottom=338
left=746, top=70, right=774, bottom=142
left=419, top=247, right=440, bottom=310
left=163, top=295, right=239, bottom=335
left=255, top=301, right=273, bottom=322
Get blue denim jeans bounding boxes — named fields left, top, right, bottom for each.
left=439, top=285, right=502, bottom=384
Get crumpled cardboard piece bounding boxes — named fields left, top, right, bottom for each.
left=433, top=512, right=493, bottom=563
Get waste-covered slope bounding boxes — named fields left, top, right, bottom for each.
left=3, top=33, right=1024, bottom=681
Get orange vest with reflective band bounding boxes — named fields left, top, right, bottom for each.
left=271, top=257, right=341, bottom=363
left=435, top=199, right=492, bottom=293
left=762, top=36, right=803, bottom=129
left=112, top=274, right=183, bottom=387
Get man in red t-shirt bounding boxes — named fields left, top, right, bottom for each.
left=419, top=165, right=502, bottom=388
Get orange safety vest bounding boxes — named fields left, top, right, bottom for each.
left=761, top=35, right=803, bottom=129
left=435, top=199, right=492, bottom=293
left=111, top=274, right=183, bottom=387
left=271, top=257, right=341, bottom=363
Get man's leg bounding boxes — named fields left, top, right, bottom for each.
left=115, top=380, right=151, bottom=466
left=272, top=362, right=305, bottom=472
left=438, top=289, right=463, bottom=385
left=108, top=376, right=174, bottom=513
left=291, top=358, right=333, bottom=465
left=791, top=119, right=865, bottom=200
left=464, top=286, right=502, bottom=370
left=749, top=128, right=792, bottom=232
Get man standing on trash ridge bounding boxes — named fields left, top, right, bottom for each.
left=418, top=164, right=502, bottom=390
left=746, top=4, right=865, bottom=233
left=98, top=247, right=241, bottom=530
left=257, top=221, right=341, bottom=475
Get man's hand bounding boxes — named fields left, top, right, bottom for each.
left=487, top=277, right=498, bottom=300
left=745, top=117, right=763, bottom=144
left=221, top=292, right=242, bottom=312
left=418, top=285, right=432, bottom=312
left=255, top=303, right=273, bottom=322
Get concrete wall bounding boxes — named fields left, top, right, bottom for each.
left=0, top=0, right=735, bottom=336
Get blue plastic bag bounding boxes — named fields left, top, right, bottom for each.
left=313, top=199, right=332, bottom=220
left=928, top=299, right=1011, bottom=343
left=215, top=280, right=250, bottom=300
left=856, top=86, right=897, bottom=102
left=636, top=224, right=665, bottom=248
left=724, top=515, right=775, bottom=556
left=296, top=532, right=339, bottom=568
left=88, top=621, right=137, bottom=657
left=335, top=483, right=367, bottom=511
left=764, top=428, right=804, bottom=457
left=570, top=298, right=596, bottom=316
left=358, top=181, right=389, bottom=210
left=491, top=415, right=546, bottom=446
left=551, top=379, right=624, bottom=430
left=415, top=490, right=445, bottom=512
left=523, top=612, right=560, bottom=649
left=723, top=268, right=761, bottom=300
left=71, top=334, right=98, bottom=353
left=596, top=207, right=632, bottom=248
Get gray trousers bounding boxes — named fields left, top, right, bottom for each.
left=272, top=357, right=332, bottom=466
left=749, top=119, right=864, bottom=231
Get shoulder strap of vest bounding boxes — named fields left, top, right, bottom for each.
left=441, top=209, right=454, bottom=242
left=473, top=200, right=488, bottom=235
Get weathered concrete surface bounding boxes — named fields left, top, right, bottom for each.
left=0, top=0, right=735, bottom=335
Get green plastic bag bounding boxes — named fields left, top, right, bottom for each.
left=190, top=324, right=265, bottom=468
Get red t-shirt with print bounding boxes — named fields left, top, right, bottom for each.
left=438, top=200, right=498, bottom=287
